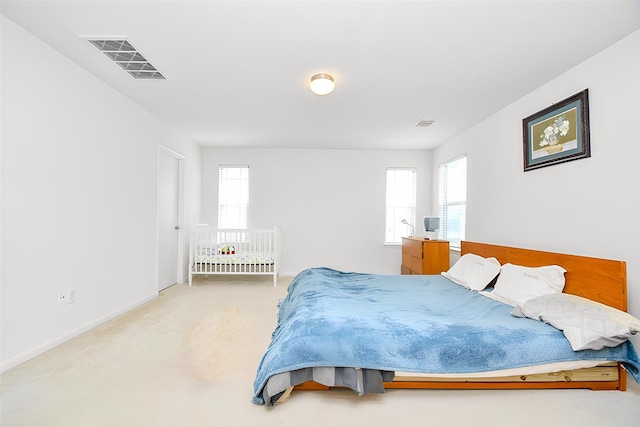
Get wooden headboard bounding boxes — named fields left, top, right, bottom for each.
left=461, top=241, right=627, bottom=311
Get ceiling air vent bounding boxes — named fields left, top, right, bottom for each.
left=87, top=39, right=166, bottom=80
left=413, top=119, right=435, bottom=128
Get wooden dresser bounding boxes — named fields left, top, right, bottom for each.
left=401, top=238, right=450, bottom=275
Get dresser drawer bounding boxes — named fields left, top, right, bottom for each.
left=401, top=252, right=423, bottom=274
left=401, top=238, right=450, bottom=275
left=401, top=238, right=423, bottom=258
left=408, top=255, right=423, bottom=274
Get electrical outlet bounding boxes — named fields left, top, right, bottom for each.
left=57, top=291, right=68, bottom=306
left=68, top=288, right=77, bottom=304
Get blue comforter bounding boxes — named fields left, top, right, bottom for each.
left=253, top=268, right=640, bottom=404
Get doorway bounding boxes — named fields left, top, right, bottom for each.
left=157, top=146, right=185, bottom=291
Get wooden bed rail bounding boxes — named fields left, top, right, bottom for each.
left=461, top=241, right=627, bottom=311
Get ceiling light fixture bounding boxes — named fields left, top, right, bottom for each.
left=310, top=73, right=335, bottom=95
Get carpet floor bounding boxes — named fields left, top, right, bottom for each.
left=2, top=275, right=639, bottom=427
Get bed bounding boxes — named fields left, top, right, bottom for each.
left=189, top=225, right=281, bottom=286
left=252, top=241, right=640, bottom=406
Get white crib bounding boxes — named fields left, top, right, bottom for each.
left=189, top=225, right=281, bottom=286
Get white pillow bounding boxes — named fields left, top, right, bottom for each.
left=480, top=263, right=566, bottom=307
left=441, top=253, right=501, bottom=291
left=512, top=293, right=640, bottom=351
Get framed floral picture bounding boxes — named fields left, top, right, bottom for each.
left=522, top=89, right=590, bottom=171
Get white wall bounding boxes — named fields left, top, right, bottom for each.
left=202, top=148, right=432, bottom=275
left=0, top=16, right=201, bottom=371
left=433, top=30, right=640, bottom=345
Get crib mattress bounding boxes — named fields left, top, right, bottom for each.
left=195, top=251, right=274, bottom=265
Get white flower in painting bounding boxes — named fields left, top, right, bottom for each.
left=558, top=118, right=569, bottom=136
left=539, top=116, right=569, bottom=147
left=541, top=126, right=557, bottom=146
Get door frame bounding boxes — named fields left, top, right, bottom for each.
left=156, top=145, right=185, bottom=291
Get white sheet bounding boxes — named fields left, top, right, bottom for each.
left=394, top=360, right=610, bottom=378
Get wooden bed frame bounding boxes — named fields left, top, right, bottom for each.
left=296, top=241, right=629, bottom=393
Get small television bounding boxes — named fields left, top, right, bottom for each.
left=424, top=216, right=440, bottom=232
left=423, top=217, right=440, bottom=240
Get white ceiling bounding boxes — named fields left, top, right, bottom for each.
left=3, top=1, right=640, bottom=150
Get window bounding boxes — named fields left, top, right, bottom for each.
left=385, top=167, right=416, bottom=244
left=218, top=165, right=249, bottom=229
left=439, top=155, right=467, bottom=250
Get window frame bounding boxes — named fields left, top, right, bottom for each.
left=217, top=165, right=249, bottom=230
left=385, top=167, right=417, bottom=245
left=438, top=155, right=467, bottom=251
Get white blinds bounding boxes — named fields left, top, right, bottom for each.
left=218, top=165, right=249, bottom=229
left=439, top=155, right=467, bottom=249
left=385, top=167, right=417, bottom=244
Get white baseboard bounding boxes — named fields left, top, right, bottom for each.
left=0, top=292, right=158, bottom=373
left=279, top=271, right=299, bottom=278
